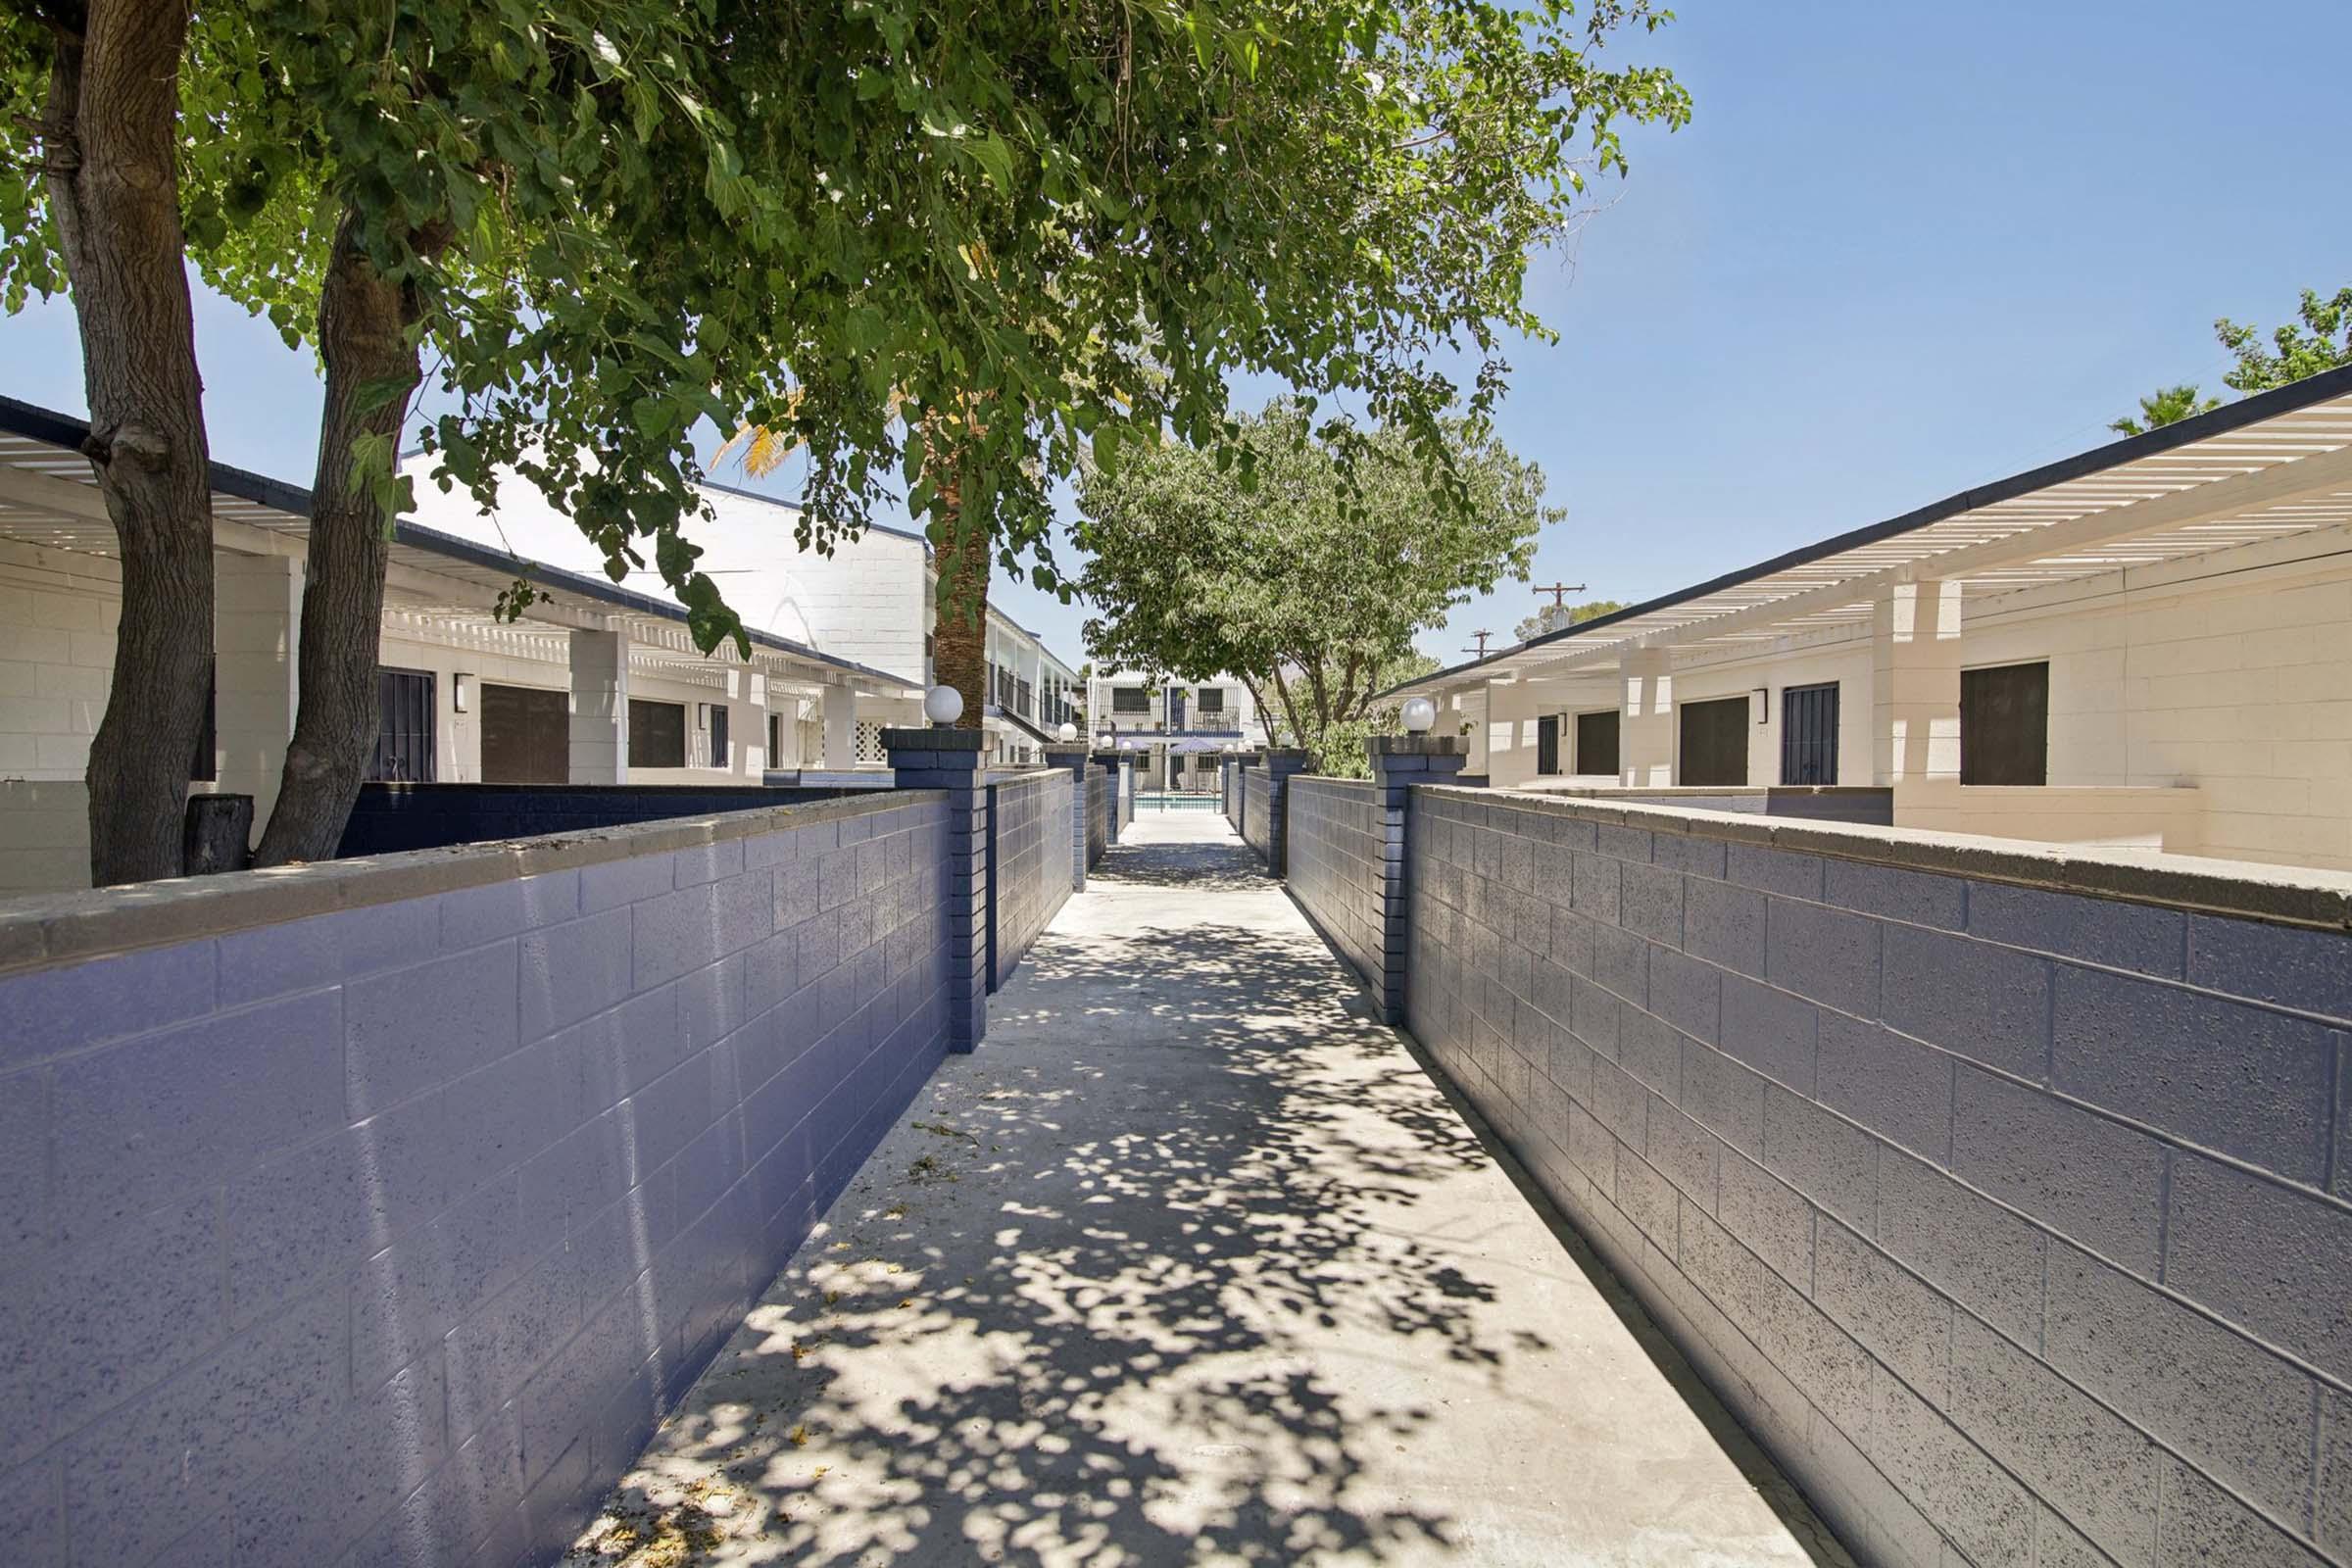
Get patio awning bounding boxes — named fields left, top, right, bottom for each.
left=1386, top=364, right=2352, bottom=694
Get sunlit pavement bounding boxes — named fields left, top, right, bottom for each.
left=564, top=811, right=1850, bottom=1567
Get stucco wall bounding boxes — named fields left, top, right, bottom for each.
left=0, top=791, right=953, bottom=1567
left=988, top=770, right=1073, bottom=990
left=1403, top=787, right=2352, bottom=1568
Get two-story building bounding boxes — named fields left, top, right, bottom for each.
left=1087, top=670, right=1268, bottom=791
left=399, top=460, right=1083, bottom=770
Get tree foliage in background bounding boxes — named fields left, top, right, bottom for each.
left=1513, top=597, right=1628, bottom=643
left=4, top=0, right=1685, bottom=883
left=2113, top=285, right=2352, bottom=444
left=2219, top=285, right=2352, bottom=394
left=1076, top=401, right=1555, bottom=773
left=2109, top=384, right=2221, bottom=437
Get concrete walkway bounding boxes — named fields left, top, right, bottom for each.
left=564, top=812, right=1849, bottom=1568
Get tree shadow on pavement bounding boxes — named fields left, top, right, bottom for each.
left=564, top=910, right=1519, bottom=1567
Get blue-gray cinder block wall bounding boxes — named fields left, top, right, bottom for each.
left=882, top=729, right=988, bottom=1053
left=1238, top=749, right=1313, bottom=877
left=1398, top=787, right=2352, bottom=1568
left=0, top=792, right=953, bottom=1568
left=986, top=769, right=1074, bottom=991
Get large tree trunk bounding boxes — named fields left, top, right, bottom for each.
left=926, top=417, right=991, bottom=736
left=253, top=210, right=428, bottom=866
left=42, top=0, right=217, bottom=887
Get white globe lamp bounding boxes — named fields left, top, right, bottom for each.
left=924, top=684, right=964, bottom=726
left=1401, top=696, right=1438, bottom=734
left=1056, top=721, right=1077, bottom=742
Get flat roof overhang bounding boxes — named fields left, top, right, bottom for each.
left=1386, top=365, right=2352, bottom=698
left=0, top=397, right=918, bottom=700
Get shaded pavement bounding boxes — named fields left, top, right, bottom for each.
left=563, top=811, right=1850, bottom=1567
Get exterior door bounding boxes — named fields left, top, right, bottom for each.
left=1167, top=685, right=1186, bottom=730
left=369, top=668, right=437, bottom=781
left=1780, top=682, right=1839, bottom=785
left=479, top=683, right=568, bottom=783
left=1575, top=710, right=1620, bottom=777
left=1678, top=696, right=1749, bottom=787
left=1536, top=714, right=1561, bottom=775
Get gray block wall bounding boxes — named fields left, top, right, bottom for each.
left=986, top=770, right=1074, bottom=991
left=1285, top=777, right=1392, bottom=1009
left=1086, top=768, right=1111, bottom=867
left=0, top=794, right=953, bottom=1568
left=1242, top=768, right=1275, bottom=866
left=1402, top=788, right=2352, bottom=1568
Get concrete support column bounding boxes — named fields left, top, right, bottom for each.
left=1044, top=743, right=1090, bottom=888
left=567, top=627, right=629, bottom=783
left=213, top=553, right=304, bottom=834
left=731, top=669, right=767, bottom=779
left=1872, top=578, right=1965, bottom=786
left=1620, top=649, right=1675, bottom=787
left=821, top=683, right=858, bottom=771
left=883, top=726, right=988, bottom=1052
left=1364, top=736, right=1472, bottom=1025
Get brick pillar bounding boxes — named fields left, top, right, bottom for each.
left=1044, top=743, right=1089, bottom=889
left=1258, top=747, right=1313, bottom=876
left=1365, top=736, right=1471, bottom=1025
left=884, top=726, right=988, bottom=1052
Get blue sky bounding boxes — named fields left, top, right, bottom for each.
left=5, top=0, right=2348, bottom=667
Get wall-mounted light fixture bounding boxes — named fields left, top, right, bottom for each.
left=1752, top=687, right=1770, bottom=725
left=453, top=672, right=471, bottom=712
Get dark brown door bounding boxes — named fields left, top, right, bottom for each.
left=1961, top=662, right=2049, bottom=785
left=480, top=684, right=568, bottom=783
left=1678, top=696, right=1749, bottom=786
left=1575, top=710, right=1620, bottom=776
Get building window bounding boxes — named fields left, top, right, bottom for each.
left=369, top=668, right=437, bottom=782
left=628, top=699, right=687, bottom=768
left=767, top=711, right=782, bottom=767
left=1536, top=714, right=1561, bottom=775
left=1677, top=696, right=1748, bottom=787
left=1198, top=687, right=1225, bottom=713
left=1960, top=661, right=2049, bottom=785
left=1574, top=710, right=1620, bottom=777
left=480, top=684, right=567, bottom=784
left=1111, top=686, right=1151, bottom=714
left=1780, top=681, right=1838, bottom=786
left=708, top=703, right=729, bottom=768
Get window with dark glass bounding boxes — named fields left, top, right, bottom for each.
left=1574, top=710, right=1619, bottom=777
left=1536, top=714, right=1561, bottom=775
left=709, top=704, right=728, bottom=768
left=1111, top=686, right=1151, bottom=713
left=479, top=684, right=567, bottom=783
left=1960, top=662, right=2049, bottom=785
left=628, top=699, right=687, bottom=768
left=1198, top=687, right=1226, bottom=713
left=767, top=711, right=782, bottom=765
left=1677, top=696, right=1749, bottom=787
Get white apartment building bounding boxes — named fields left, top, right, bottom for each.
left=0, top=397, right=925, bottom=893
left=402, top=464, right=1081, bottom=768
left=1088, top=669, right=1269, bottom=791
left=1390, top=366, right=2352, bottom=871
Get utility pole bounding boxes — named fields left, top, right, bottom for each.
left=1534, top=581, right=1587, bottom=609
left=1462, top=630, right=1494, bottom=659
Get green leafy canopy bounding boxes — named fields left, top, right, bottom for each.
left=1075, top=398, right=1556, bottom=775
left=4, top=0, right=1689, bottom=656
